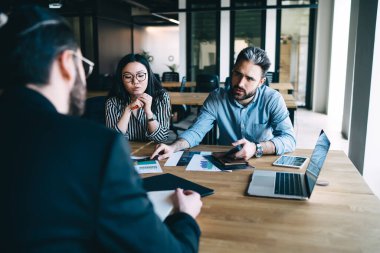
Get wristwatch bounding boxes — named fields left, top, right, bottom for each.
left=147, top=114, right=157, bottom=122
left=255, top=143, right=263, bottom=158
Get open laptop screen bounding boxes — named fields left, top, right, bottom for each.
left=305, top=130, right=331, bottom=197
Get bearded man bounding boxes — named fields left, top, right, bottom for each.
left=152, top=46, right=296, bottom=161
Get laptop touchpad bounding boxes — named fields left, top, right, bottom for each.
left=253, top=175, right=275, bottom=187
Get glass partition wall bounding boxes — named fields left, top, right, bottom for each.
left=184, top=0, right=316, bottom=106
left=187, top=0, right=220, bottom=80
left=232, top=0, right=265, bottom=65
left=280, top=7, right=310, bottom=106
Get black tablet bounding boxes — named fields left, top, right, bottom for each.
left=143, top=173, right=214, bottom=197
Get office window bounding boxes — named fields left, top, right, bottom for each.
left=231, top=0, right=265, bottom=67
left=233, top=13, right=264, bottom=63
left=188, top=0, right=220, bottom=80
left=280, top=7, right=310, bottom=106
left=281, top=0, right=312, bottom=5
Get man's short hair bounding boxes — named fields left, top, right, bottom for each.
left=0, top=5, right=78, bottom=88
left=234, top=46, right=271, bottom=78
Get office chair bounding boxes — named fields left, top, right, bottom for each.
left=154, top=73, right=160, bottom=82
left=194, top=74, right=219, bottom=144
left=82, top=96, right=106, bottom=125
left=224, top=76, right=231, bottom=90
left=195, top=74, right=219, bottom=92
left=200, top=123, right=218, bottom=145
left=171, top=77, right=191, bottom=136
left=264, top=72, right=274, bottom=86
left=162, top=72, right=179, bottom=82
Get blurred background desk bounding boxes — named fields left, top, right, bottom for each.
left=168, top=92, right=208, bottom=106
left=87, top=91, right=107, bottom=98
left=162, top=81, right=196, bottom=89
left=130, top=142, right=380, bottom=253
left=270, top=82, right=294, bottom=94
left=85, top=91, right=297, bottom=124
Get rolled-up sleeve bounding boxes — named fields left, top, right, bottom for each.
left=105, top=98, right=130, bottom=138
left=146, top=92, right=171, bottom=143
left=268, top=94, right=296, bottom=154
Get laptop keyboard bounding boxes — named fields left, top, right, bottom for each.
left=275, top=172, right=303, bottom=196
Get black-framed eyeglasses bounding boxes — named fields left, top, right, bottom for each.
left=71, top=51, right=95, bottom=78
left=122, top=72, right=147, bottom=84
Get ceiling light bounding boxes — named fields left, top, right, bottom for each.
left=49, top=1, right=63, bottom=9
left=152, top=13, right=180, bottom=25
left=0, top=12, right=8, bottom=27
left=168, top=19, right=180, bottom=25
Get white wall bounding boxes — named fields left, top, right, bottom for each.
left=265, top=0, right=276, bottom=72
left=348, top=0, right=378, bottom=176
left=178, top=0, right=186, bottom=79
left=220, top=0, right=230, bottom=82
left=312, top=0, right=334, bottom=113
left=363, top=0, right=380, bottom=198
left=327, top=0, right=350, bottom=124
left=341, top=0, right=359, bottom=139
left=134, top=26, right=180, bottom=78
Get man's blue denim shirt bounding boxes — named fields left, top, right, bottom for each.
left=179, top=85, right=296, bottom=155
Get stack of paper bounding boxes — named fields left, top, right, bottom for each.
left=147, top=190, right=175, bottom=221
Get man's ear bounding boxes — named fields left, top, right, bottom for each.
left=258, top=77, right=266, bottom=86
left=57, top=50, right=76, bottom=84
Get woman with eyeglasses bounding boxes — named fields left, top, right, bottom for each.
left=105, top=54, right=171, bottom=143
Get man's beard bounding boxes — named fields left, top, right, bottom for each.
left=68, top=66, right=86, bottom=116
left=230, top=86, right=255, bottom=101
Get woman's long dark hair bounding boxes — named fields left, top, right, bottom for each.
left=108, top=53, right=164, bottom=102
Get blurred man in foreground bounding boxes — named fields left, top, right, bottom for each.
left=0, top=5, right=202, bottom=252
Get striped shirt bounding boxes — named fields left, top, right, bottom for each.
left=105, top=91, right=171, bottom=143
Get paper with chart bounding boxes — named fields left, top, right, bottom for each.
left=165, top=151, right=212, bottom=166
left=186, top=154, right=224, bottom=172
left=132, top=156, right=163, bottom=174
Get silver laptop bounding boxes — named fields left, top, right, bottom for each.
left=247, top=130, right=330, bottom=200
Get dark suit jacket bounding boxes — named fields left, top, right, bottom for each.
left=0, top=87, right=200, bottom=253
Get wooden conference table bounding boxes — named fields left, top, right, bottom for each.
left=87, top=91, right=297, bottom=123
left=130, top=142, right=380, bottom=253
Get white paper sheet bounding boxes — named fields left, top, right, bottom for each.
left=164, top=151, right=184, bottom=166
left=147, top=190, right=175, bottom=221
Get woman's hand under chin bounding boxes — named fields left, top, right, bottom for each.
left=128, top=98, right=144, bottom=111
left=137, top=93, right=153, bottom=114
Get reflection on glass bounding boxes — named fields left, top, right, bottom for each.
left=305, top=131, right=330, bottom=195
left=280, top=8, right=310, bottom=106
left=233, top=10, right=263, bottom=63
left=190, top=1, right=218, bottom=80
left=281, top=0, right=311, bottom=5
left=233, top=0, right=264, bottom=63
